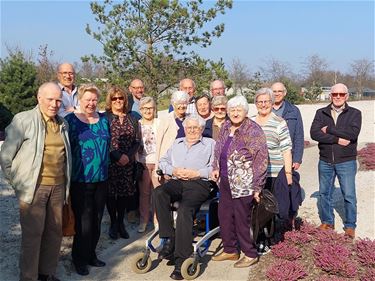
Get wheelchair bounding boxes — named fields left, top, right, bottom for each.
left=131, top=180, right=220, bottom=280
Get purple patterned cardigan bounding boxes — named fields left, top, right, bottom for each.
left=213, top=118, right=268, bottom=198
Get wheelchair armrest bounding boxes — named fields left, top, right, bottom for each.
left=199, top=197, right=218, bottom=213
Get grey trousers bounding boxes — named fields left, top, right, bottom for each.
left=19, top=184, right=64, bottom=281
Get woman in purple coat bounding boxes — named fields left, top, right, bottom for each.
left=211, top=95, right=268, bottom=268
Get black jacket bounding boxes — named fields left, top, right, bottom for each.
left=273, top=167, right=302, bottom=220
left=310, top=103, right=361, bottom=164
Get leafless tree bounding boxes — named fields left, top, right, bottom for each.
left=229, top=58, right=251, bottom=95
left=302, top=54, right=329, bottom=86
left=36, top=44, right=57, bottom=84
left=260, top=57, right=294, bottom=82
left=350, top=58, right=375, bottom=98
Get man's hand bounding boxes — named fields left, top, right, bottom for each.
left=173, top=167, right=199, bottom=180
left=321, top=126, right=328, bottom=134
left=286, top=173, right=293, bottom=185
left=338, top=138, right=350, bottom=146
left=172, top=167, right=184, bottom=178
left=117, top=154, right=129, bottom=166
left=211, top=170, right=219, bottom=182
left=292, top=162, right=301, bottom=170
left=65, top=106, right=75, bottom=113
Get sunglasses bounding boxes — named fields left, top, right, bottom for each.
left=111, top=96, right=125, bottom=101
left=331, top=93, right=347, bottom=98
left=213, top=107, right=226, bottom=112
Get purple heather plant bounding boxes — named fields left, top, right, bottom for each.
left=271, top=241, right=302, bottom=260
left=299, top=220, right=319, bottom=236
left=313, top=242, right=357, bottom=278
left=314, top=228, right=349, bottom=245
left=355, top=238, right=375, bottom=267
left=284, top=230, right=313, bottom=246
left=265, top=260, right=308, bottom=281
left=360, top=268, right=375, bottom=281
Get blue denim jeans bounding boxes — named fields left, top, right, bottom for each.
left=318, top=160, right=357, bottom=229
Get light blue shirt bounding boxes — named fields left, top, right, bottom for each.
left=159, top=137, right=215, bottom=179
left=272, top=100, right=285, bottom=117
left=58, top=83, right=79, bottom=117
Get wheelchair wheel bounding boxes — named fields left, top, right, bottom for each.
left=131, top=252, right=152, bottom=274
left=181, top=257, right=200, bottom=280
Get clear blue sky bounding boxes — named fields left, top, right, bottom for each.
left=1, top=0, right=374, bottom=73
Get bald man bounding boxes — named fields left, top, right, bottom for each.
left=210, top=79, right=226, bottom=97
left=127, top=78, right=145, bottom=120
left=57, top=62, right=79, bottom=117
left=169, top=78, right=197, bottom=115
left=271, top=82, right=304, bottom=170
left=0, top=82, right=72, bottom=281
left=310, top=83, right=361, bottom=239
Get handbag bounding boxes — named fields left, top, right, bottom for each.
left=62, top=197, right=75, bottom=236
left=250, top=189, right=279, bottom=242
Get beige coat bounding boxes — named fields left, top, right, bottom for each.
left=155, top=112, right=180, bottom=169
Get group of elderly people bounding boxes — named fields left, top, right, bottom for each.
left=60, top=78, right=303, bottom=279
left=2, top=73, right=301, bottom=280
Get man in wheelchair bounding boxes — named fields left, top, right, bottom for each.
left=153, top=115, right=215, bottom=280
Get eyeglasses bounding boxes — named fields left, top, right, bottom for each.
left=185, top=126, right=201, bottom=132
left=141, top=107, right=154, bottom=111
left=256, top=100, right=272, bottom=105
left=213, top=107, right=226, bottom=112
left=131, top=86, right=144, bottom=90
left=59, top=72, right=74, bottom=76
left=111, top=96, right=125, bottom=101
left=331, top=93, right=347, bottom=98
left=273, top=90, right=284, bottom=93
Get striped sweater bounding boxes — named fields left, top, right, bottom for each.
left=251, top=112, right=292, bottom=177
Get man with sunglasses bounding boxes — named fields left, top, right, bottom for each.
left=310, top=83, right=362, bottom=239
left=57, top=63, right=79, bottom=117
left=128, top=78, right=145, bottom=120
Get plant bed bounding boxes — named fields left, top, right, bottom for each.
left=248, top=220, right=375, bottom=281
left=358, top=143, right=375, bottom=171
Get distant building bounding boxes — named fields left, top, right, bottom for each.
left=318, top=86, right=331, bottom=101
left=349, top=87, right=375, bottom=98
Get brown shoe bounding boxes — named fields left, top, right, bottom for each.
left=318, top=223, right=334, bottom=230
left=212, top=252, right=240, bottom=261
left=344, top=227, right=355, bottom=239
left=233, top=256, right=259, bottom=268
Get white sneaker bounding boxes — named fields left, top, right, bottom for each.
left=257, top=243, right=271, bottom=256
left=137, top=223, right=147, bottom=233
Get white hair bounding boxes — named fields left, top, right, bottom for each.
left=171, top=90, right=190, bottom=104
left=227, top=95, right=249, bottom=113
left=255, top=88, right=275, bottom=104
left=182, top=115, right=206, bottom=128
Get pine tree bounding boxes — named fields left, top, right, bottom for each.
left=0, top=51, right=38, bottom=115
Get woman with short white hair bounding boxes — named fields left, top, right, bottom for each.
left=252, top=88, right=292, bottom=189
left=211, top=95, right=268, bottom=268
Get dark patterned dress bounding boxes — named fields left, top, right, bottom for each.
left=108, top=113, right=139, bottom=197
